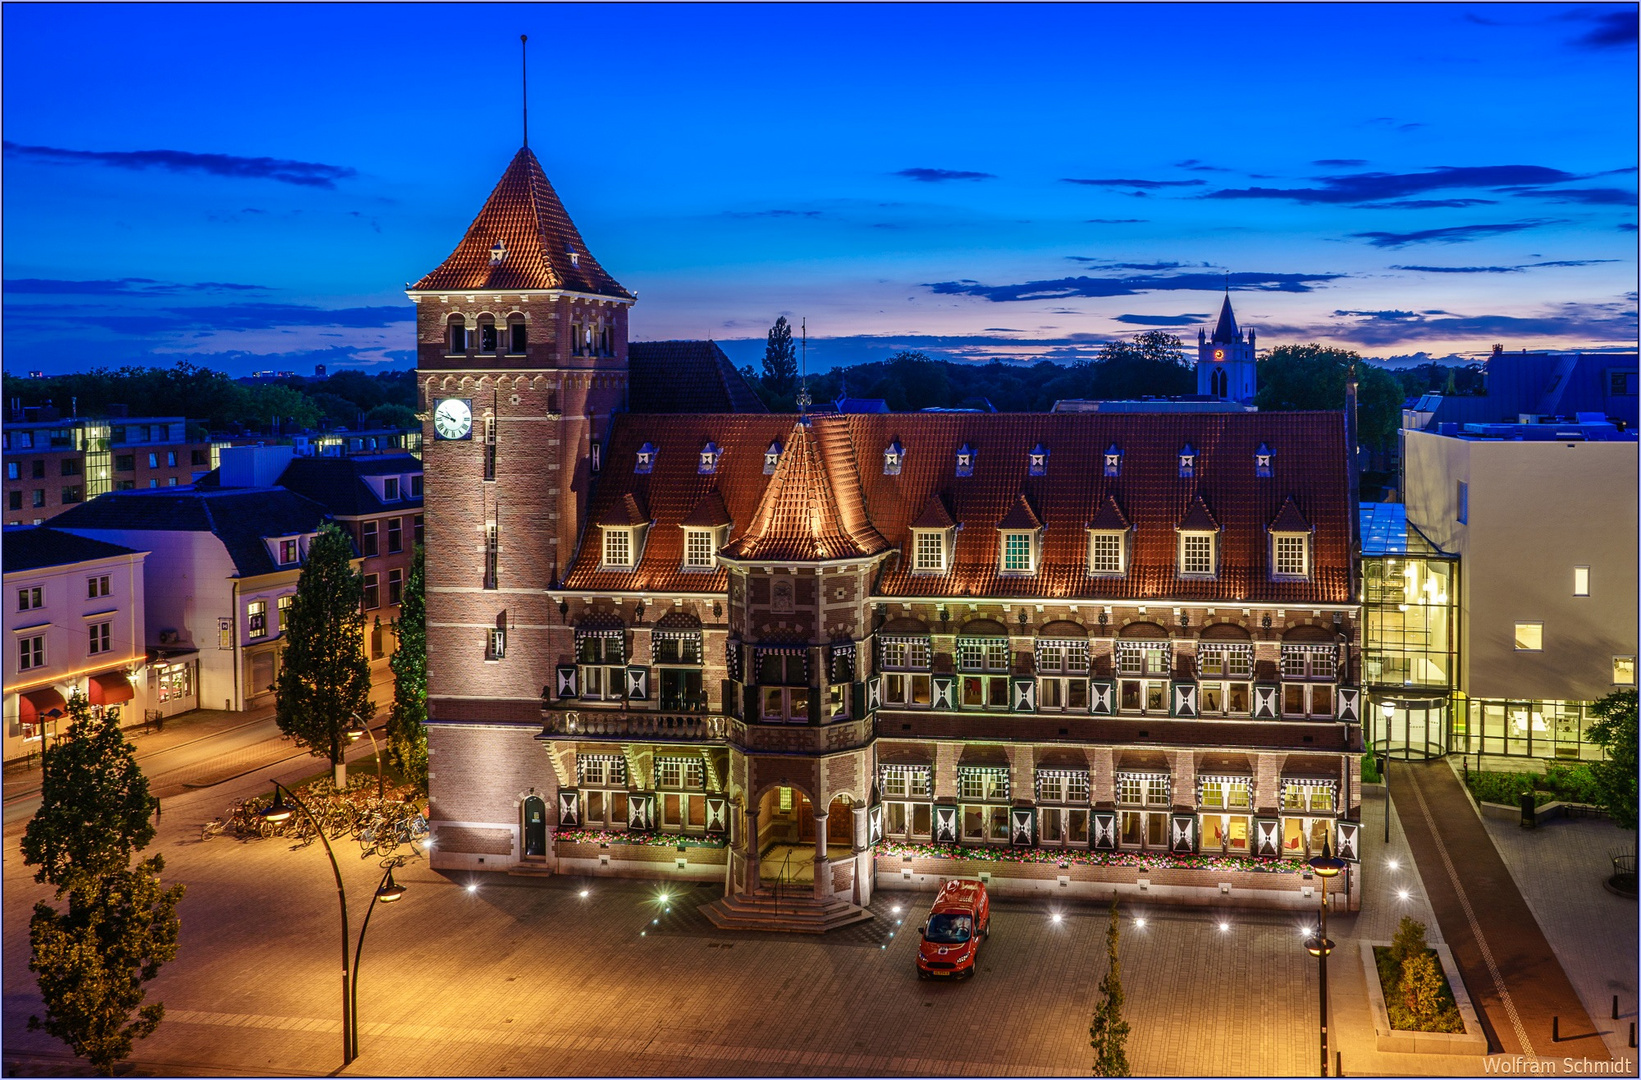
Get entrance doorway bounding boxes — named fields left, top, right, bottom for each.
left=1371, top=698, right=1448, bottom=760
left=523, top=795, right=547, bottom=856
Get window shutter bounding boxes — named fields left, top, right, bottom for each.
left=1336, top=686, right=1360, bottom=722
left=628, top=793, right=655, bottom=831
left=1011, top=677, right=1037, bottom=713
left=869, top=803, right=884, bottom=845
left=1336, top=820, right=1359, bottom=862
left=556, top=665, right=578, bottom=698
left=725, top=641, right=742, bottom=683
left=933, top=804, right=959, bottom=844
left=1010, top=807, right=1036, bottom=847
left=742, top=682, right=758, bottom=721
left=867, top=676, right=882, bottom=711
left=1254, top=817, right=1281, bottom=858
left=1252, top=683, right=1280, bottom=719
left=852, top=680, right=866, bottom=718
left=557, top=789, right=580, bottom=827
left=1171, top=681, right=1198, bottom=718
left=705, top=795, right=729, bottom=834
left=1090, top=680, right=1115, bottom=715
left=931, top=674, right=956, bottom=710
left=626, top=666, right=648, bottom=700
left=1169, top=814, right=1196, bottom=854
left=1091, top=810, right=1118, bottom=851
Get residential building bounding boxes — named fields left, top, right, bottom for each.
left=1401, top=347, right=1639, bottom=434
left=275, top=452, right=423, bottom=664
left=417, top=146, right=1366, bottom=921
left=2, top=526, right=149, bottom=761
left=1367, top=421, right=1639, bottom=763
left=2, top=413, right=217, bottom=526
left=50, top=479, right=337, bottom=713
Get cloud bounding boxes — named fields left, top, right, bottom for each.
left=1319, top=301, right=1638, bottom=346
left=1172, top=159, right=1235, bottom=173
left=1347, top=220, right=1558, bottom=247
left=924, top=269, right=1345, bottom=302
left=1206, top=164, right=1582, bottom=205
left=1568, top=9, right=1636, bottom=48
left=1362, top=117, right=1426, bottom=132
left=1062, top=177, right=1206, bottom=189
left=1391, top=259, right=1618, bottom=273
left=2, top=141, right=357, bottom=188
left=894, top=168, right=995, bottom=182
left=1084, top=218, right=1147, bottom=224
left=1503, top=186, right=1638, bottom=205
left=1113, top=313, right=1212, bottom=326
left=1358, top=198, right=1498, bottom=209
left=4, top=277, right=271, bottom=295
left=1622, top=223, right=1639, bottom=232
left=5, top=301, right=412, bottom=336
left=1064, top=258, right=1196, bottom=270
left=724, top=208, right=824, bottom=219
left=1313, top=159, right=1368, bottom=167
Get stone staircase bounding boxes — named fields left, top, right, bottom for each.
left=507, top=857, right=554, bottom=878
left=701, top=885, right=874, bottom=934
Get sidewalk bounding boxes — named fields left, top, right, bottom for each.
left=1390, top=759, right=1607, bottom=1063
left=3, top=706, right=271, bottom=795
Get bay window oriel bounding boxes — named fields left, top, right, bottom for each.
left=958, top=766, right=1010, bottom=844
left=578, top=755, right=629, bottom=830
left=878, top=764, right=933, bottom=840
left=879, top=635, right=932, bottom=707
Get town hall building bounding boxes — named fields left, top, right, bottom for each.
left=416, top=146, right=1366, bottom=929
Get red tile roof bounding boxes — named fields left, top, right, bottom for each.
left=996, top=493, right=1043, bottom=530
left=680, top=490, right=732, bottom=528
left=910, top=494, right=957, bottom=529
left=563, top=410, right=1352, bottom=604
left=1177, top=493, right=1220, bottom=532
left=1268, top=494, right=1311, bottom=533
left=629, top=341, right=767, bottom=414
left=411, top=148, right=632, bottom=298
left=598, top=492, right=649, bottom=527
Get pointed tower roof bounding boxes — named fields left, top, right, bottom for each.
left=411, top=148, right=633, bottom=298
left=1210, top=293, right=1240, bottom=344
left=718, top=421, right=887, bottom=562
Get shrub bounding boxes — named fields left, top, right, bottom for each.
left=1360, top=752, right=1381, bottom=784
left=1374, top=917, right=1465, bottom=1034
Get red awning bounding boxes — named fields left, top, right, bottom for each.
left=89, top=672, right=135, bottom=706
left=18, top=687, right=67, bottom=725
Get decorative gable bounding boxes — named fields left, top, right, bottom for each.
left=698, top=441, right=722, bottom=475
left=635, top=442, right=658, bottom=474
left=956, top=443, right=976, bottom=477
left=1028, top=442, right=1049, bottom=476
left=884, top=439, right=905, bottom=476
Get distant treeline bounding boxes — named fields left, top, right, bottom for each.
left=3, top=363, right=419, bottom=436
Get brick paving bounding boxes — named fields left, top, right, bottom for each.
left=1481, top=801, right=1640, bottom=1065
left=1389, top=760, right=1608, bottom=1064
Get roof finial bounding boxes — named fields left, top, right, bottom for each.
left=520, top=34, right=529, bottom=149
left=1224, top=270, right=1229, bottom=295
left=796, top=317, right=812, bottom=415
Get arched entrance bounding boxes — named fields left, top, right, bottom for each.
left=755, top=785, right=811, bottom=885
left=522, top=795, right=548, bottom=856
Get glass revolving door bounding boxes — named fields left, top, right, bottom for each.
left=1371, top=697, right=1449, bottom=761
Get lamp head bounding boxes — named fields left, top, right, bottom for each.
left=1309, top=837, right=1346, bottom=878
left=375, top=869, right=405, bottom=903
left=1305, top=935, right=1335, bottom=958
left=259, top=787, right=295, bottom=825
left=344, top=723, right=365, bottom=744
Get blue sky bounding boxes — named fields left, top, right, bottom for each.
left=3, top=3, right=1635, bottom=377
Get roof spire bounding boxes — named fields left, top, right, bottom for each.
left=796, top=317, right=811, bottom=416
left=1211, top=291, right=1240, bottom=345
left=520, top=35, right=529, bottom=148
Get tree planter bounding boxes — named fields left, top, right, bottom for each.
left=1360, top=941, right=1487, bottom=1055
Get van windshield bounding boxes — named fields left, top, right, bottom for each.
left=925, top=913, right=972, bottom=943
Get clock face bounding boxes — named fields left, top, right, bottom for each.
left=1213, top=349, right=1226, bottom=362
left=433, top=398, right=473, bottom=440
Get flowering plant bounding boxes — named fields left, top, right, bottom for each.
left=555, top=829, right=728, bottom=849
left=874, top=839, right=1301, bottom=875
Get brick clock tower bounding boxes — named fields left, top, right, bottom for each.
left=1197, top=293, right=1257, bottom=404
left=411, top=147, right=634, bottom=727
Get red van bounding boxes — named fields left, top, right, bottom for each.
left=916, top=878, right=991, bottom=979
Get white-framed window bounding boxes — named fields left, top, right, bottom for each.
left=1281, top=780, right=1337, bottom=815
left=577, top=631, right=626, bottom=701
left=881, top=764, right=934, bottom=839
left=278, top=539, right=299, bottom=565
left=880, top=635, right=932, bottom=707
left=88, top=621, right=111, bottom=655
left=88, top=575, right=110, bottom=599
left=913, top=530, right=947, bottom=572
left=602, top=528, right=633, bottom=568
left=1115, top=772, right=1171, bottom=807
left=1179, top=532, right=1216, bottom=576
left=577, top=755, right=628, bottom=787
left=17, top=586, right=42, bottom=611
left=958, top=767, right=1010, bottom=802
left=19, top=634, right=45, bottom=671
left=684, top=528, right=716, bottom=569
left=958, top=637, right=1009, bottom=672
left=1036, top=638, right=1089, bottom=712
left=1116, top=640, right=1170, bottom=677
left=1280, top=644, right=1336, bottom=680
left=1036, top=770, right=1090, bottom=804
left=1198, top=643, right=1253, bottom=679
left=1614, top=656, right=1635, bottom=686
left=1574, top=566, right=1590, bottom=596
left=1198, top=776, right=1252, bottom=810
left=248, top=600, right=267, bottom=638
left=1001, top=531, right=1035, bottom=574
left=879, top=764, right=933, bottom=799
left=1089, top=531, right=1125, bottom=575
left=1514, top=622, right=1543, bottom=651
left=1272, top=533, right=1309, bottom=578
left=486, top=627, right=506, bottom=660
left=1036, top=639, right=1090, bottom=674
left=760, top=686, right=810, bottom=723
left=655, top=756, right=705, bottom=790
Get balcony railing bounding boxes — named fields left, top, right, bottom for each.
left=726, top=716, right=873, bottom=754
left=541, top=711, right=726, bottom=742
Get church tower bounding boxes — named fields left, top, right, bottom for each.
left=1197, top=293, right=1257, bottom=404
left=412, top=147, right=634, bottom=723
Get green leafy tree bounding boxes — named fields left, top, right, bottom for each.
left=275, top=522, right=374, bottom=787
left=1389, top=916, right=1429, bottom=970
left=1089, top=897, right=1131, bottom=1076
left=29, top=859, right=184, bottom=1076
left=1586, top=689, right=1638, bottom=832
left=762, top=316, right=798, bottom=397
left=1255, top=344, right=1402, bottom=455
left=387, top=544, right=428, bottom=789
left=21, top=695, right=156, bottom=887
left=1091, top=331, right=1193, bottom=400
left=365, top=402, right=420, bottom=430
left=238, top=383, right=321, bottom=432
left=1400, top=949, right=1446, bottom=1027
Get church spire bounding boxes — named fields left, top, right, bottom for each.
left=1211, top=292, right=1240, bottom=344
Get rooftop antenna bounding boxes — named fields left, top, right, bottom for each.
left=520, top=34, right=529, bottom=148
left=1224, top=271, right=1229, bottom=295
left=796, top=317, right=812, bottom=416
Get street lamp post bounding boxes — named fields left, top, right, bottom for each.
left=345, top=715, right=385, bottom=801
left=1307, top=838, right=1346, bottom=1077
left=1380, top=701, right=1395, bottom=844
left=258, top=781, right=408, bottom=1068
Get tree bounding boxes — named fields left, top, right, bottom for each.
left=29, top=859, right=184, bottom=1076
left=1389, top=915, right=1428, bottom=969
left=21, top=694, right=156, bottom=888
left=1091, top=331, right=1193, bottom=400
left=387, top=544, right=428, bottom=789
left=1255, top=344, right=1402, bottom=456
left=1400, top=949, right=1446, bottom=1028
left=365, top=402, right=420, bottom=430
left=1089, top=897, right=1131, bottom=1076
left=275, top=522, right=374, bottom=787
left=762, top=316, right=798, bottom=397
left=1586, top=689, right=1638, bottom=831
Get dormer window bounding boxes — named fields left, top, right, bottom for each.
left=278, top=539, right=300, bottom=566
left=683, top=527, right=723, bottom=569
left=1178, top=443, right=1196, bottom=479
left=698, top=441, right=721, bottom=475
left=1272, top=533, right=1310, bottom=578
left=634, top=442, right=657, bottom=474
left=1001, top=531, right=1038, bottom=574
left=1088, top=531, right=1126, bottom=576
left=884, top=439, right=904, bottom=476
left=489, top=241, right=506, bottom=266
left=1104, top=444, right=1122, bottom=477
left=567, top=249, right=580, bottom=269
left=764, top=441, right=782, bottom=474
left=383, top=477, right=400, bottom=501
left=1179, top=532, right=1217, bottom=578
left=1028, top=443, right=1049, bottom=476
left=956, top=443, right=975, bottom=477
left=912, top=529, right=951, bottom=573
left=1255, top=443, right=1274, bottom=478
left=602, top=528, right=634, bottom=569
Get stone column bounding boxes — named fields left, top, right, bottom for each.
left=813, top=808, right=831, bottom=902
left=743, top=805, right=761, bottom=894
left=852, top=803, right=872, bottom=906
